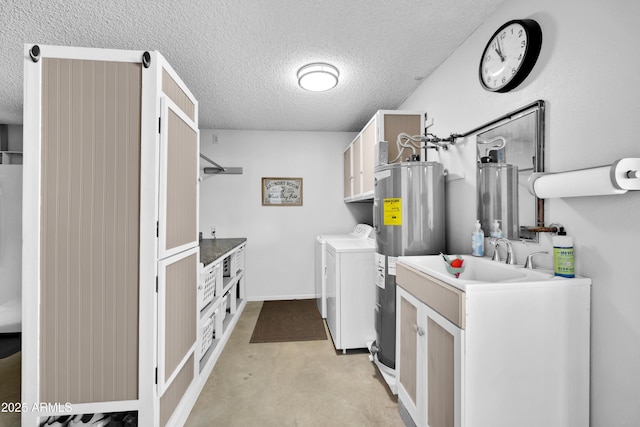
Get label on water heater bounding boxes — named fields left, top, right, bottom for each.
left=383, top=198, right=402, bottom=226
left=375, top=253, right=386, bottom=288
left=388, top=256, right=398, bottom=275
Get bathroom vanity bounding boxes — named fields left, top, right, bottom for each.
left=395, top=256, right=591, bottom=427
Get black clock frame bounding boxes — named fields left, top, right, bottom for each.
left=479, top=19, right=543, bottom=93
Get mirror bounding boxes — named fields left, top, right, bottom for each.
left=476, top=103, right=544, bottom=242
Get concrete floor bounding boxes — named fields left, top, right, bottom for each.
left=0, top=301, right=403, bottom=426
left=185, top=301, right=404, bottom=427
left=0, top=351, right=21, bottom=427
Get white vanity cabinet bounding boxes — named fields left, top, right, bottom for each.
left=396, top=281, right=462, bottom=427
left=395, top=260, right=591, bottom=427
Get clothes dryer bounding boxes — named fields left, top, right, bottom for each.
left=315, top=224, right=373, bottom=318
left=325, top=238, right=376, bottom=352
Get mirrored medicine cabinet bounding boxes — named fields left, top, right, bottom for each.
left=475, top=101, right=544, bottom=242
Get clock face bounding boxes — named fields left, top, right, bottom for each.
left=479, top=19, right=542, bottom=92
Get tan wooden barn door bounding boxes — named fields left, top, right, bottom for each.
left=39, top=57, right=141, bottom=403
left=157, top=248, right=197, bottom=399
left=158, top=95, right=199, bottom=259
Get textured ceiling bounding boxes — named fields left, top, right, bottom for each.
left=0, top=0, right=504, bottom=131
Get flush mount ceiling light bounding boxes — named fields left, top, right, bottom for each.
left=297, top=63, right=339, bottom=92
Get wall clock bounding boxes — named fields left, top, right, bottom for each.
left=479, top=19, right=542, bottom=92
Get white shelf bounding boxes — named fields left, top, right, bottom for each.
left=198, top=296, right=246, bottom=373
left=200, top=270, right=243, bottom=320
left=196, top=245, right=245, bottom=372
left=222, top=271, right=242, bottom=294
left=0, top=151, right=23, bottom=164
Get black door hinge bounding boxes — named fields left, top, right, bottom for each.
left=156, top=221, right=159, bottom=238
left=155, top=367, right=158, bottom=384
left=158, top=117, right=161, bottom=134
left=156, top=276, right=158, bottom=293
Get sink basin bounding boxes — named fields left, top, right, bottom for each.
left=398, top=255, right=560, bottom=290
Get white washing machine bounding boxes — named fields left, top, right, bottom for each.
left=325, top=238, right=376, bottom=352
left=315, top=224, right=373, bottom=318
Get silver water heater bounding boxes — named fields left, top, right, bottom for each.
left=372, top=161, right=446, bottom=369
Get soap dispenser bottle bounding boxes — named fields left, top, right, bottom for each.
left=553, top=227, right=574, bottom=277
left=471, top=220, right=484, bottom=256
left=490, top=220, right=503, bottom=238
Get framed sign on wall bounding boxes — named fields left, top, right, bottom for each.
left=262, top=177, right=303, bottom=206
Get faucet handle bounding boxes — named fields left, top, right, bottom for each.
left=524, top=251, right=548, bottom=269
left=490, top=239, right=502, bottom=262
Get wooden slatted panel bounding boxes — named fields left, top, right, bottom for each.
left=353, top=135, right=362, bottom=196
left=165, top=108, right=198, bottom=250
left=428, top=318, right=455, bottom=427
left=399, top=295, right=418, bottom=405
left=164, top=252, right=197, bottom=379
left=160, top=354, right=194, bottom=427
left=361, top=119, right=376, bottom=194
left=40, top=58, right=141, bottom=403
left=162, top=68, right=195, bottom=121
left=384, top=114, right=421, bottom=163
left=343, top=146, right=351, bottom=198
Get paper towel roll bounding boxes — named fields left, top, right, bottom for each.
left=532, top=166, right=627, bottom=198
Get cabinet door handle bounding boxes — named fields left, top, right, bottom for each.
left=413, top=324, right=425, bottom=336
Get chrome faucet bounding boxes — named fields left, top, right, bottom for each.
left=491, top=238, right=516, bottom=265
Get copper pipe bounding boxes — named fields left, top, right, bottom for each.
left=527, top=226, right=558, bottom=233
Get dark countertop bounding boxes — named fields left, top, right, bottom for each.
left=200, top=238, right=246, bottom=266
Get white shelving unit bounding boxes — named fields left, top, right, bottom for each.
left=197, top=244, right=246, bottom=371
left=22, top=44, right=240, bottom=427
left=182, top=242, right=246, bottom=422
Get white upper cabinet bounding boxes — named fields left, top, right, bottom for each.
left=344, top=110, right=424, bottom=202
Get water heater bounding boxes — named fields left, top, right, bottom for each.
left=372, top=161, right=446, bottom=369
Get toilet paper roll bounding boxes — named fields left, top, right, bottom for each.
left=533, top=166, right=627, bottom=198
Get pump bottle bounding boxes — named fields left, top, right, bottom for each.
left=471, top=220, right=484, bottom=256
left=490, top=220, right=503, bottom=238
left=553, top=227, right=574, bottom=277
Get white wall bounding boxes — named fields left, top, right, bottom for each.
left=199, top=129, right=372, bottom=301
left=400, top=0, right=640, bottom=425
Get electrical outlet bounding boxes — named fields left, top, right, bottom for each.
left=212, top=134, right=219, bottom=144
left=210, top=226, right=217, bottom=237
